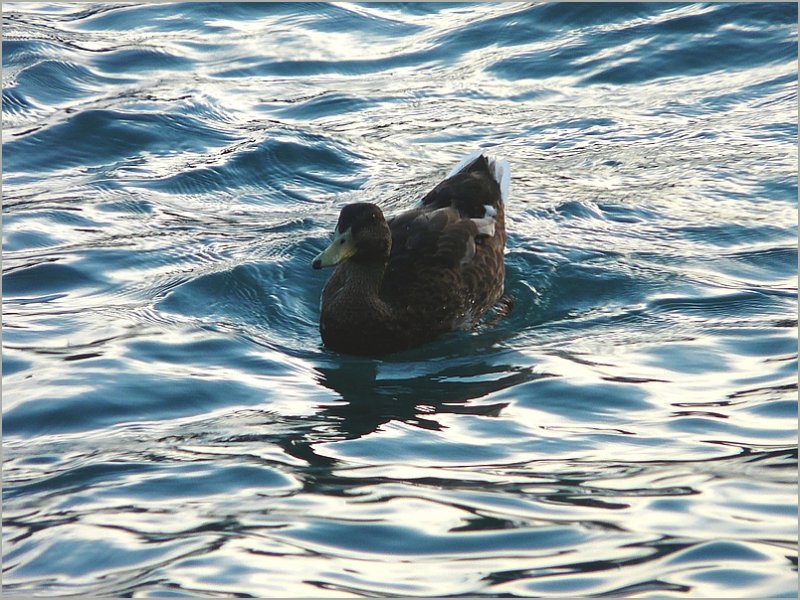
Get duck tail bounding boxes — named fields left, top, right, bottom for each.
left=446, top=150, right=511, bottom=204
left=487, top=155, right=511, bottom=204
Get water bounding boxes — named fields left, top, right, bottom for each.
left=2, top=2, right=797, bottom=597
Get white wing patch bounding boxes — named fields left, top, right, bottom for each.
left=471, top=216, right=496, bottom=237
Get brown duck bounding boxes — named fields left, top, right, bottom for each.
left=312, top=151, right=511, bottom=355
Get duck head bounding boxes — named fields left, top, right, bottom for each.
left=312, top=203, right=391, bottom=269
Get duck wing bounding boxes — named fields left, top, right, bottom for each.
left=387, top=207, right=480, bottom=270
left=380, top=153, right=509, bottom=310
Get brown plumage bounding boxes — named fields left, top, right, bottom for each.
left=312, top=152, right=510, bottom=355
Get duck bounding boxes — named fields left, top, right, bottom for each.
left=312, top=150, right=511, bottom=355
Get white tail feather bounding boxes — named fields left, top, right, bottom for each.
left=446, top=149, right=485, bottom=179
left=446, top=150, right=511, bottom=203
left=487, top=156, right=511, bottom=203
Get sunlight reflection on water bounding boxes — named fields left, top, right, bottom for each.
left=3, top=2, right=797, bottom=597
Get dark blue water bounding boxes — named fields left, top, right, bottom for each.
left=3, top=2, right=797, bottom=597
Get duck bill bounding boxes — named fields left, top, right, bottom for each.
left=312, top=229, right=356, bottom=269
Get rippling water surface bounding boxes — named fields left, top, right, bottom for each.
left=3, top=2, right=797, bottom=597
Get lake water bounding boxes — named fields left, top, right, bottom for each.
left=3, top=2, right=797, bottom=597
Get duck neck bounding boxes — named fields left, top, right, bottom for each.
left=339, top=258, right=387, bottom=301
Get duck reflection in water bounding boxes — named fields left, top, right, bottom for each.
left=310, top=354, right=543, bottom=443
